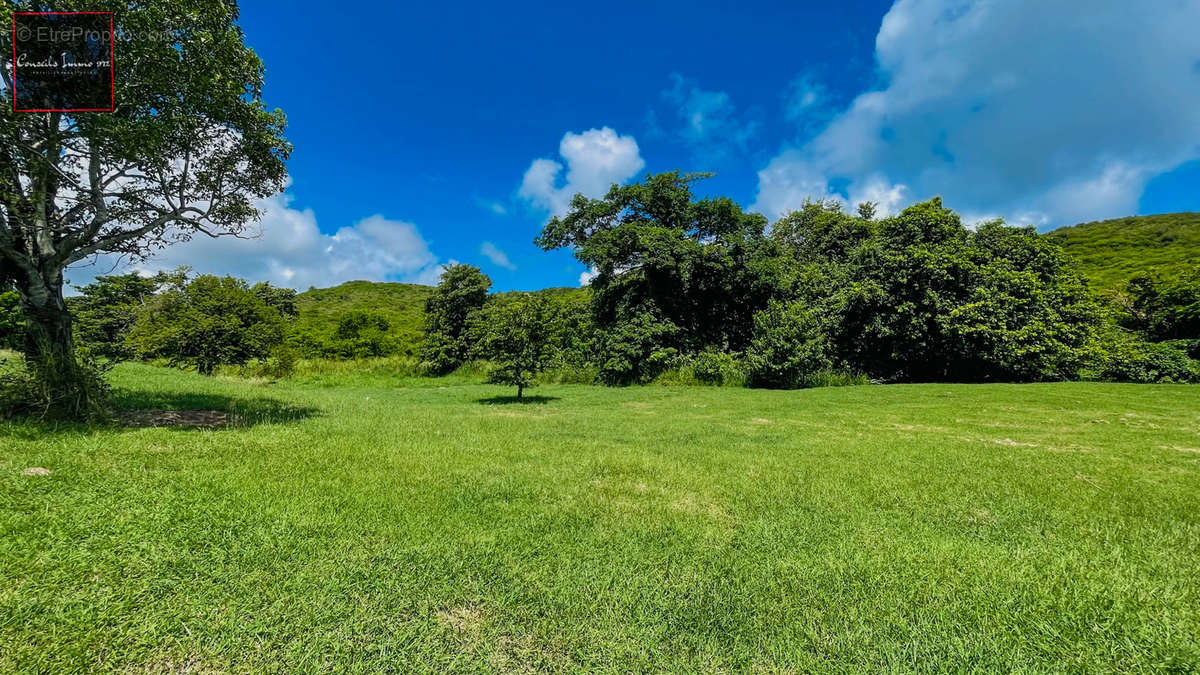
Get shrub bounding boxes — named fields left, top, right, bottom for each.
left=691, top=350, right=741, bottom=386
left=746, top=301, right=832, bottom=389
left=595, top=312, right=681, bottom=385
left=0, top=349, right=111, bottom=420
left=1096, top=339, right=1199, bottom=383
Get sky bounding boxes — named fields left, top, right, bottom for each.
left=71, top=0, right=1200, bottom=293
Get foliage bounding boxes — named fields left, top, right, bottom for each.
left=324, top=311, right=394, bottom=359
left=422, top=265, right=492, bottom=374
left=0, top=0, right=291, bottom=418
left=472, top=295, right=557, bottom=399
left=0, top=348, right=111, bottom=420
left=1118, top=272, right=1200, bottom=342
left=536, top=171, right=783, bottom=358
left=290, top=281, right=433, bottom=358
left=1046, top=212, right=1200, bottom=289
left=0, top=288, right=22, bottom=350
left=939, top=222, right=1101, bottom=381
left=690, top=349, right=742, bottom=386
left=70, top=272, right=174, bottom=359
left=594, top=311, right=681, bottom=385
left=127, top=275, right=287, bottom=375
left=1090, top=333, right=1199, bottom=384
left=252, top=282, right=299, bottom=318
left=776, top=200, right=1103, bottom=382
left=745, top=301, right=833, bottom=388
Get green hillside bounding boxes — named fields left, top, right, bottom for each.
left=293, top=280, right=435, bottom=355
left=1047, top=212, right=1200, bottom=289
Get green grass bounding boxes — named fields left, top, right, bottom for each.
left=1047, top=212, right=1200, bottom=290
left=2, top=365, right=1199, bottom=672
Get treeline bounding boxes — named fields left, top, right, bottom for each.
left=424, top=172, right=1200, bottom=390
left=0, top=270, right=414, bottom=378
left=1, top=172, right=1196, bottom=390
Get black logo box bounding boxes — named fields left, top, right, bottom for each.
left=12, top=12, right=114, bottom=112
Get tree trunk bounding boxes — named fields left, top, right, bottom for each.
left=15, top=266, right=89, bottom=417
left=517, top=384, right=524, bottom=400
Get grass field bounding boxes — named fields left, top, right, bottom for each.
left=2, top=365, right=1199, bottom=672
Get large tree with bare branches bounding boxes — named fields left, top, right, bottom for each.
left=0, top=1, right=289, bottom=416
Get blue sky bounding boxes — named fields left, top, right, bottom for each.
left=77, top=0, right=1200, bottom=292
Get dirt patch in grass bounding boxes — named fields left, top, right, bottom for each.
left=121, top=410, right=229, bottom=428
left=992, top=438, right=1037, bottom=447
left=22, top=467, right=51, bottom=476
left=438, top=605, right=484, bottom=633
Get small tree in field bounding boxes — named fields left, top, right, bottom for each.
left=0, top=1, right=290, bottom=416
left=475, top=295, right=555, bottom=400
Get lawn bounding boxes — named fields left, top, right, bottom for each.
left=2, top=365, right=1199, bottom=672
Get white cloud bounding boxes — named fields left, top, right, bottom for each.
left=480, top=241, right=516, bottom=270
left=518, top=127, right=645, bottom=217
left=783, top=73, right=828, bottom=121
left=661, top=73, right=759, bottom=161
left=753, top=0, right=1200, bottom=227
left=578, top=267, right=597, bottom=287
left=67, top=190, right=445, bottom=291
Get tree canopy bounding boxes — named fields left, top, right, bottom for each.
left=0, top=0, right=290, bottom=416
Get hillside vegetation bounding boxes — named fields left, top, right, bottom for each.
left=1047, top=212, right=1200, bottom=289
left=293, top=280, right=435, bottom=355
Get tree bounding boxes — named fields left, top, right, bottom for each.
left=535, top=171, right=782, bottom=362
left=126, top=274, right=287, bottom=375
left=771, top=199, right=1103, bottom=382
left=0, top=1, right=290, bottom=416
left=473, top=295, right=556, bottom=400
left=1120, top=271, right=1200, bottom=343
left=252, top=282, right=299, bottom=318
left=329, top=310, right=393, bottom=358
left=421, top=264, right=491, bottom=374
left=70, top=272, right=170, bottom=359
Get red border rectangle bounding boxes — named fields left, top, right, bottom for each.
left=11, top=11, right=115, bottom=113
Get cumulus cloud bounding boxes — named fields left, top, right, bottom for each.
left=480, top=241, right=516, bottom=270
left=67, top=190, right=444, bottom=291
left=578, top=267, right=598, bottom=287
left=753, top=0, right=1200, bottom=227
left=661, top=73, right=760, bottom=161
left=518, top=127, right=645, bottom=217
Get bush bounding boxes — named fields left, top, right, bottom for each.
left=746, top=301, right=832, bottom=389
left=0, top=349, right=111, bottom=420
left=1096, top=339, right=1199, bottom=383
left=596, top=313, right=681, bottom=385
left=691, top=350, right=742, bottom=386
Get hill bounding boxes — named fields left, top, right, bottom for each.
left=294, top=280, right=435, bottom=355
left=1046, top=212, right=1200, bottom=289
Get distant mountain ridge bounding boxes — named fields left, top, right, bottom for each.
left=1046, top=212, right=1200, bottom=289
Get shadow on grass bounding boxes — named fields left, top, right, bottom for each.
left=112, top=389, right=319, bottom=429
left=476, top=395, right=560, bottom=405
left=0, top=390, right=319, bottom=438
